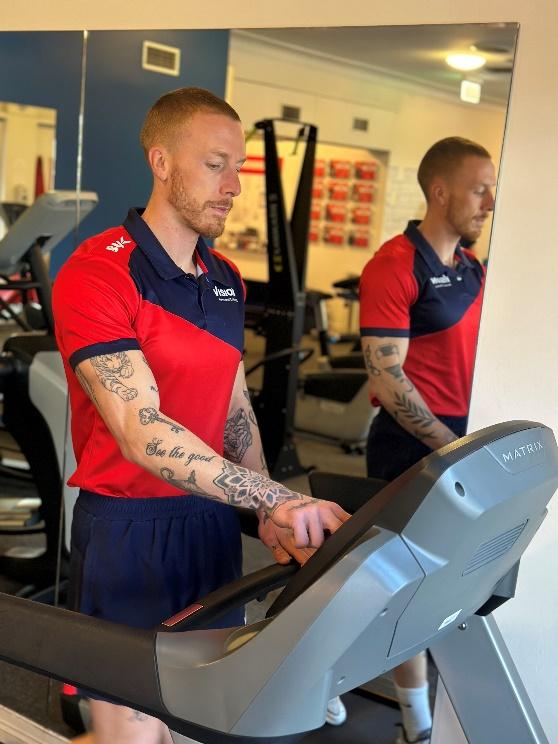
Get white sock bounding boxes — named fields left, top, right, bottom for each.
left=394, top=682, right=432, bottom=740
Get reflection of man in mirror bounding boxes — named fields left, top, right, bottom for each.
left=52, top=88, right=349, bottom=744
left=359, top=137, right=495, bottom=744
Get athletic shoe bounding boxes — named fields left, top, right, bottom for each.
left=395, top=724, right=431, bottom=743
left=325, top=696, right=347, bottom=726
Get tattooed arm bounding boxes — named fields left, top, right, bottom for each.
left=224, top=362, right=314, bottom=564
left=75, top=351, right=349, bottom=550
left=361, top=336, right=457, bottom=449
left=224, top=361, right=268, bottom=475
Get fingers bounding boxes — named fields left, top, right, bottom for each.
left=269, top=542, right=291, bottom=565
left=271, top=498, right=351, bottom=552
left=318, top=503, right=350, bottom=534
left=276, top=530, right=316, bottom=565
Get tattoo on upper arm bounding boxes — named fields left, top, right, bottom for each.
left=364, top=345, right=380, bottom=376
left=243, top=389, right=257, bottom=424
left=365, top=343, right=414, bottom=392
left=213, top=461, right=305, bottom=514
left=90, top=353, right=138, bottom=401
left=139, top=407, right=185, bottom=433
left=224, top=409, right=253, bottom=463
left=376, top=343, right=399, bottom=359
left=75, top=367, right=99, bottom=406
left=384, top=364, right=414, bottom=392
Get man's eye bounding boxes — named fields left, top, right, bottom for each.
left=207, top=163, right=221, bottom=170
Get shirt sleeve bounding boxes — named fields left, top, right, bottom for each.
left=359, top=252, right=418, bottom=338
left=53, top=253, right=141, bottom=370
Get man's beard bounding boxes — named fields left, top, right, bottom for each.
left=447, top=198, right=483, bottom=244
left=168, top=169, right=231, bottom=239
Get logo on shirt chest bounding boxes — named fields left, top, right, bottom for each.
left=105, top=236, right=131, bottom=253
left=429, top=275, right=452, bottom=288
left=213, top=286, right=238, bottom=302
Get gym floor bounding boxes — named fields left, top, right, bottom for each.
left=0, top=322, right=432, bottom=742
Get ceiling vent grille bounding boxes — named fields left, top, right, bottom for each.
left=142, top=41, right=181, bottom=77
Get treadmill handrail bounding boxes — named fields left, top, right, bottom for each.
left=159, top=563, right=298, bottom=632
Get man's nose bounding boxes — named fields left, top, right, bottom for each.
left=221, top=168, right=241, bottom=197
left=483, top=190, right=495, bottom=211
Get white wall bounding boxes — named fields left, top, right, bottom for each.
left=3, top=1, right=558, bottom=738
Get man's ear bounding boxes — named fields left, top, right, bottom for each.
left=148, top=146, right=171, bottom=184
left=430, top=177, right=449, bottom=208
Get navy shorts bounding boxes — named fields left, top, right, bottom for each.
left=69, top=490, right=244, bottom=631
left=366, top=408, right=468, bottom=482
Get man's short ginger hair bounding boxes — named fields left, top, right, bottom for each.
left=140, top=87, right=241, bottom=158
left=417, top=137, right=492, bottom=200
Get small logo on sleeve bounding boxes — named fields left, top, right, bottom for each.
left=213, top=286, right=238, bottom=302
left=105, top=236, right=131, bottom=253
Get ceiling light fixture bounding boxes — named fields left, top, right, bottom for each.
left=446, top=53, right=486, bottom=71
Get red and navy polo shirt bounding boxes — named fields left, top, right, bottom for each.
left=52, top=208, right=245, bottom=498
left=360, top=220, right=485, bottom=419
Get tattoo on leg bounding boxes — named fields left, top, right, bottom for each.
left=213, top=460, right=304, bottom=514
left=90, top=353, right=138, bottom=401
left=260, top=449, right=269, bottom=475
left=160, top=467, right=214, bottom=497
left=224, top=409, right=253, bottom=463
left=139, top=407, right=185, bottom=433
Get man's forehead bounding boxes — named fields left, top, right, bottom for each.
left=175, top=112, right=245, bottom=150
left=451, top=156, right=496, bottom=185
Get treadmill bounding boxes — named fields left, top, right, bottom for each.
left=0, top=419, right=553, bottom=743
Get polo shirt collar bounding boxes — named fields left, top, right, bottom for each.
left=123, top=208, right=210, bottom=281
left=404, top=220, right=472, bottom=274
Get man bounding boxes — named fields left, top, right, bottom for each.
left=53, top=87, right=350, bottom=744
left=358, top=137, right=495, bottom=744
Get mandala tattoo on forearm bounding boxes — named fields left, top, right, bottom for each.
left=224, top=408, right=253, bottom=463
left=139, top=407, right=185, bottom=433
left=213, top=460, right=304, bottom=513
left=90, top=352, right=138, bottom=401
